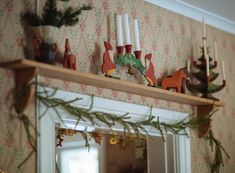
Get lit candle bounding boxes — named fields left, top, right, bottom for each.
left=221, top=60, right=226, bottom=80
left=116, top=14, right=123, bottom=46
left=133, top=18, right=141, bottom=51
left=123, top=13, right=131, bottom=45
left=202, top=17, right=206, bottom=38
left=187, top=59, right=190, bottom=73
left=214, top=41, right=217, bottom=61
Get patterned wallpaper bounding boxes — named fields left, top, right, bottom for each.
left=0, top=0, right=235, bottom=172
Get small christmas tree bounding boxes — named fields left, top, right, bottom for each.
left=187, top=46, right=225, bottom=100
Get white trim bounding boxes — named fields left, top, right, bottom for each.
left=145, top=0, right=235, bottom=35
left=37, top=87, right=191, bottom=173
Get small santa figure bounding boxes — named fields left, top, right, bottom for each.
left=145, top=53, right=157, bottom=86
left=102, top=41, right=116, bottom=77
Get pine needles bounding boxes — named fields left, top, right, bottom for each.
left=21, top=0, right=92, bottom=27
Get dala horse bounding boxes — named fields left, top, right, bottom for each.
left=161, top=69, right=187, bottom=93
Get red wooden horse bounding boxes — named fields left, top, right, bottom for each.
left=161, top=69, right=187, bottom=93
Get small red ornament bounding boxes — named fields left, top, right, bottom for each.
left=161, top=69, right=187, bottom=93
left=63, top=39, right=77, bottom=70
left=144, top=53, right=157, bottom=86
left=102, top=41, right=116, bottom=77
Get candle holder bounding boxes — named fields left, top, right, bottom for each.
left=186, top=44, right=226, bottom=100
left=102, top=41, right=157, bottom=87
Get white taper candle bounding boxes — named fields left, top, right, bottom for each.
left=214, top=41, right=217, bottom=61
left=206, top=54, right=210, bottom=77
left=203, top=39, right=209, bottom=77
left=221, top=60, right=225, bottom=80
left=116, top=14, right=123, bottom=46
left=133, top=18, right=141, bottom=51
left=123, top=13, right=131, bottom=45
left=187, top=59, right=190, bottom=73
left=203, top=17, right=206, bottom=38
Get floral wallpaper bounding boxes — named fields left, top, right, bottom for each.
left=0, top=0, right=235, bottom=172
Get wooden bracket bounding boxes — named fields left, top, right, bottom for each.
left=15, top=68, right=37, bottom=113
left=197, top=105, right=214, bottom=137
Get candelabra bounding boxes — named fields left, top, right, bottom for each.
left=102, top=42, right=157, bottom=87
left=186, top=42, right=226, bottom=100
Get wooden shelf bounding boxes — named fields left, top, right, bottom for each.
left=0, top=59, right=224, bottom=107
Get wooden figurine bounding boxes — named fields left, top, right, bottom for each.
left=161, top=69, right=187, bottom=93
left=144, top=53, right=157, bottom=86
left=102, top=41, right=116, bottom=77
left=63, top=39, right=77, bottom=70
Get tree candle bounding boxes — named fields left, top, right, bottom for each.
left=221, top=60, right=226, bottom=80
left=187, top=59, right=190, bottom=73
left=116, top=14, right=123, bottom=46
left=123, top=13, right=131, bottom=45
left=214, top=41, right=217, bottom=61
left=133, top=18, right=141, bottom=51
left=202, top=17, right=206, bottom=38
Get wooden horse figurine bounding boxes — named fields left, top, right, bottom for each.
left=63, top=39, right=77, bottom=70
left=161, top=69, right=187, bottom=93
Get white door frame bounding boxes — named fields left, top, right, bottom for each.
left=37, top=86, right=191, bottom=173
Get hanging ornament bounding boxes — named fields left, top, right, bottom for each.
left=65, top=129, right=75, bottom=136
left=91, top=132, right=102, bottom=145
left=109, top=135, right=119, bottom=144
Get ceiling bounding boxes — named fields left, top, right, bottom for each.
left=145, top=0, right=235, bottom=34
left=179, top=0, right=235, bottom=23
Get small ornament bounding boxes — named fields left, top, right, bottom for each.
left=63, top=39, right=77, bottom=70
left=65, top=129, right=75, bottom=136
left=34, top=34, right=57, bottom=64
left=91, top=132, right=102, bottom=145
left=145, top=54, right=157, bottom=86
left=161, top=69, right=187, bottom=93
left=109, top=136, right=119, bottom=144
left=102, top=42, right=116, bottom=77
left=0, top=168, right=7, bottom=173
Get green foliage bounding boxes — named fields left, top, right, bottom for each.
left=8, top=82, right=229, bottom=173
left=21, top=0, right=92, bottom=27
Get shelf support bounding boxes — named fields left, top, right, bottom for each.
left=197, top=105, right=214, bottom=137
left=15, top=68, right=37, bottom=113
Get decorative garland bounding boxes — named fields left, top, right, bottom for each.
left=3, top=82, right=229, bottom=173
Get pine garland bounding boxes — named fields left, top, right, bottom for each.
left=6, top=82, right=229, bottom=173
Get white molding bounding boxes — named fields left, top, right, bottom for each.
left=37, top=87, right=191, bottom=173
left=145, top=0, right=235, bottom=35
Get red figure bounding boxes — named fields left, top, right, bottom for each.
left=102, top=41, right=116, bottom=76
left=145, top=54, right=157, bottom=86
left=63, top=39, right=77, bottom=70
left=161, top=69, right=187, bottom=93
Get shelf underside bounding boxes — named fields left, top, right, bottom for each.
left=0, top=59, right=224, bottom=106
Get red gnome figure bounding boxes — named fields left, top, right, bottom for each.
left=102, top=41, right=116, bottom=77
left=63, top=39, right=77, bottom=70
left=145, top=53, right=157, bottom=86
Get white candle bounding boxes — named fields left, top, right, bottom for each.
left=221, top=60, right=225, bottom=80
left=203, top=39, right=209, bottom=77
left=133, top=19, right=141, bottom=51
left=187, top=59, right=190, bottom=73
left=214, top=41, right=217, bottom=61
left=206, top=54, right=210, bottom=77
left=202, top=17, right=206, bottom=38
left=116, top=14, right=123, bottom=46
left=123, top=13, right=131, bottom=45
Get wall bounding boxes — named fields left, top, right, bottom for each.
left=0, top=0, right=235, bottom=172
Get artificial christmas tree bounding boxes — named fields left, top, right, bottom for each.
left=186, top=45, right=226, bottom=100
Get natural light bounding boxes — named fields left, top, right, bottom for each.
left=60, top=146, right=99, bottom=173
